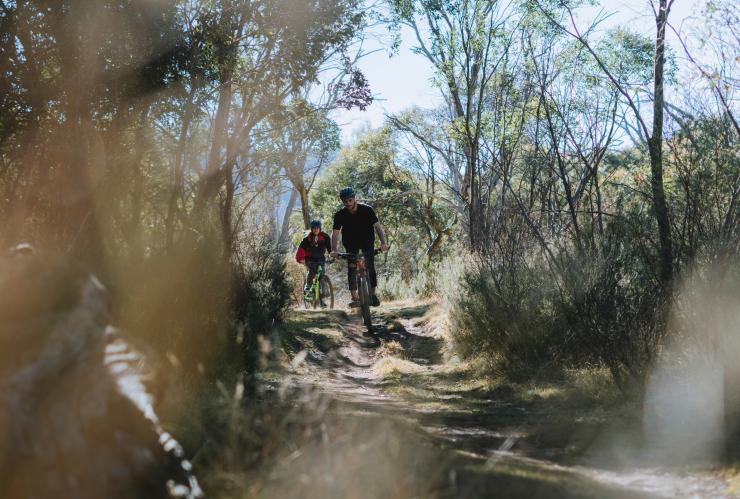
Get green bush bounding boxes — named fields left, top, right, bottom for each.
left=554, top=249, right=666, bottom=390
left=229, top=237, right=294, bottom=378
left=449, top=243, right=667, bottom=389
left=450, top=258, right=556, bottom=377
left=112, top=234, right=232, bottom=379
left=377, top=253, right=466, bottom=301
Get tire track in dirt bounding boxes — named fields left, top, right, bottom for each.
left=275, top=302, right=731, bottom=499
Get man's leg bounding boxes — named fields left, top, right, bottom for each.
left=364, top=249, right=380, bottom=306
left=346, top=249, right=360, bottom=306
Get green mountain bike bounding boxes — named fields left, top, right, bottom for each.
left=303, top=262, right=334, bottom=309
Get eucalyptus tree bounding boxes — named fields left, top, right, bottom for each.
left=388, top=0, right=521, bottom=250
left=266, top=99, right=341, bottom=232
left=663, top=0, right=739, bottom=264
left=0, top=0, right=187, bottom=271
left=264, top=41, right=373, bottom=241
left=184, top=0, right=366, bottom=260
left=668, top=0, right=738, bottom=138
left=665, top=114, right=740, bottom=265
left=534, top=0, right=677, bottom=285
left=391, top=112, right=460, bottom=260
left=388, top=107, right=462, bottom=197
left=523, top=23, right=628, bottom=247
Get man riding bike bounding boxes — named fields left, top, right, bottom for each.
left=330, top=187, right=389, bottom=308
left=295, top=220, right=332, bottom=307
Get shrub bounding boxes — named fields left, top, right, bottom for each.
left=449, top=243, right=668, bottom=390
left=230, top=238, right=294, bottom=378
left=377, top=253, right=467, bottom=301
left=553, top=248, right=666, bottom=390
left=113, top=234, right=232, bottom=381
left=450, top=257, right=557, bottom=377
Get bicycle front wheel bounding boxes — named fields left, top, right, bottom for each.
left=358, top=276, right=371, bottom=328
left=320, top=275, right=334, bottom=309
left=312, top=280, right=321, bottom=309
left=303, top=277, right=311, bottom=309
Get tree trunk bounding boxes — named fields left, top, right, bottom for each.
left=129, top=102, right=152, bottom=263
left=192, top=77, right=232, bottom=217
left=221, top=166, right=235, bottom=262
left=166, top=85, right=197, bottom=253
left=650, top=0, right=674, bottom=286
left=298, top=185, right=310, bottom=230
left=57, top=6, right=105, bottom=272
left=279, top=188, right=299, bottom=246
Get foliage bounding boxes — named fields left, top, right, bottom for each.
left=0, top=3, right=370, bottom=492
left=0, top=0, right=738, bottom=486
left=334, top=68, right=374, bottom=111
left=374, top=0, right=739, bottom=395
left=666, top=115, right=740, bottom=263
left=312, top=127, right=458, bottom=282
left=451, top=239, right=667, bottom=389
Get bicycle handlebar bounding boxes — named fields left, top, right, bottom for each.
left=335, top=248, right=382, bottom=260
left=301, top=259, right=334, bottom=265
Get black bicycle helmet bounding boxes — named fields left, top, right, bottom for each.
left=310, top=219, right=322, bottom=228
left=339, top=187, right=355, bottom=200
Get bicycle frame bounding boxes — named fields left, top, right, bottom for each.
left=305, top=266, right=322, bottom=301
left=336, top=251, right=373, bottom=283
left=303, top=261, right=333, bottom=309
left=337, top=249, right=381, bottom=331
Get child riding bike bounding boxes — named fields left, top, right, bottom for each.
left=295, top=220, right=332, bottom=308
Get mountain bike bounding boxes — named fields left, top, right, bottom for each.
left=303, top=261, right=334, bottom=309
left=337, top=249, right=381, bottom=332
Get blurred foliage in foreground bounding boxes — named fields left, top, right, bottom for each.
left=311, top=0, right=739, bottom=396
left=0, top=0, right=368, bottom=494
left=0, top=0, right=738, bottom=495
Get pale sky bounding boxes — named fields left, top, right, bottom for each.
left=333, top=0, right=706, bottom=144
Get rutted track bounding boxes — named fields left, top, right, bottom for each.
left=270, top=301, right=731, bottom=499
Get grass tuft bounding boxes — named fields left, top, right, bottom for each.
left=373, top=357, right=425, bottom=377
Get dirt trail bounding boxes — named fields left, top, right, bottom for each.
left=266, top=301, right=732, bottom=499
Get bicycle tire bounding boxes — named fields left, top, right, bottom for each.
left=320, top=275, right=334, bottom=309
left=312, top=278, right=321, bottom=309
left=358, top=276, right=372, bottom=328
left=302, top=276, right=311, bottom=309
left=304, top=275, right=320, bottom=309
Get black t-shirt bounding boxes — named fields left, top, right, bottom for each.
left=332, top=203, right=379, bottom=250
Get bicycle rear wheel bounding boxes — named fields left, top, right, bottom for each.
left=358, top=276, right=371, bottom=328
left=320, top=275, right=334, bottom=309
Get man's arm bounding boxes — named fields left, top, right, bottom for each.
left=324, top=232, right=332, bottom=257
left=373, top=222, right=389, bottom=252
left=330, top=229, right=340, bottom=257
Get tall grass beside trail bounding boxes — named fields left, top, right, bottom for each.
left=109, top=224, right=294, bottom=474
left=447, top=245, right=668, bottom=392
left=183, top=239, right=293, bottom=455
left=450, top=263, right=555, bottom=378
left=377, top=253, right=468, bottom=302
left=448, top=246, right=740, bottom=402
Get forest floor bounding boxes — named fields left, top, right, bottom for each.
left=246, top=300, right=738, bottom=498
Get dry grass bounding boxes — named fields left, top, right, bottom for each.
left=722, top=468, right=740, bottom=496
left=373, top=356, right=426, bottom=377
